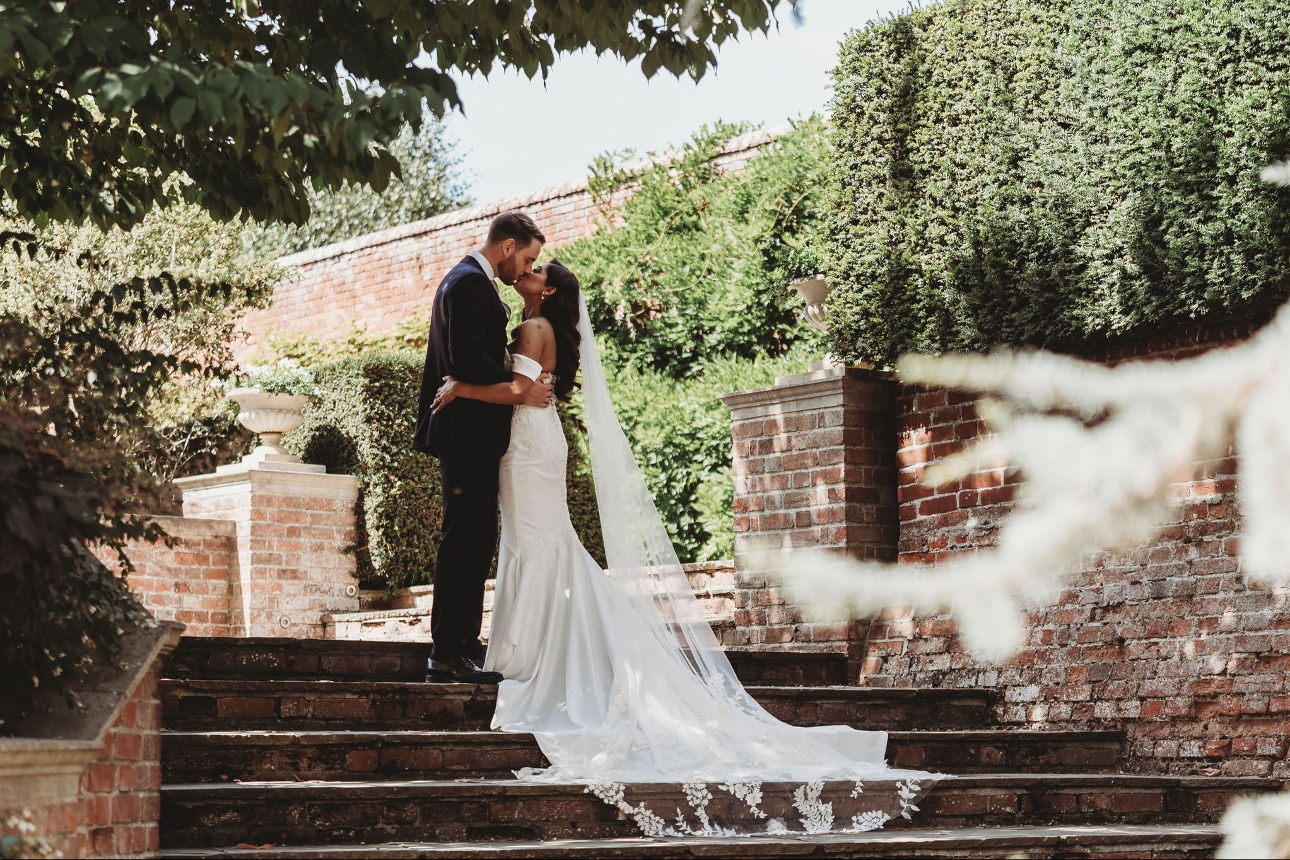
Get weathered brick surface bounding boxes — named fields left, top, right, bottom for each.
left=176, top=470, right=361, bottom=638
left=852, top=323, right=1290, bottom=777
left=1, top=661, right=166, bottom=857
left=95, top=516, right=237, bottom=637
left=236, top=128, right=783, bottom=360
left=720, top=367, right=899, bottom=680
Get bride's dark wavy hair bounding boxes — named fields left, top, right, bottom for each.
left=539, top=259, right=582, bottom=402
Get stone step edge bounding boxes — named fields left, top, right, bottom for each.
left=163, top=729, right=1125, bottom=746
left=158, top=679, right=988, bottom=699
left=161, top=773, right=1279, bottom=798
left=157, top=824, right=1224, bottom=859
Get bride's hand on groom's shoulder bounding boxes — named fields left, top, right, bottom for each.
left=432, top=376, right=459, bottom=413
left=526, top=374, right=555, bottom=409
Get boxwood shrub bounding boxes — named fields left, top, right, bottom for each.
left=285, top=350, right=605, bottom=590
left=826, top=0, right=1290, bottom=366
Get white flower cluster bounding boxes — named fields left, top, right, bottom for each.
left=224, top=358, right=320, bottom=397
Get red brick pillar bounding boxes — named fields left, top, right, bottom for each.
left=719, top=367, right=899, bottom=678
left=174, top=462, right=360, bottom=638
left=720, top=366, right=899, bottom=560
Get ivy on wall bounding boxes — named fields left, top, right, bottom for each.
left=825, top=0, right=1290, bottom=367
left=558, top=118, right=827, bottom=377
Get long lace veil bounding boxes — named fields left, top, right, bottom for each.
left=576, top=295, right=762, bottom=712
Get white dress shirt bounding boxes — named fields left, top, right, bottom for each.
left=468, top=250, right=495, bottom=281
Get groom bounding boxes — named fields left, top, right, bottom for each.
left=413, top=211, right=552, bottom=684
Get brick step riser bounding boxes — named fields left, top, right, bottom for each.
left=157, top=835, right=1223, bottom=860
left=161, top=686, right=994, bottom=733
left=165, top=642, right=848, bottom=687
left=158, top=781, right=1269, bottom=849
left=161, top=735, right=1124, bottom=783
left=157, top=841, right=1222, bottom=860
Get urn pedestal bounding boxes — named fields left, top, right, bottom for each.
left=173, top=389, right=360, bottom=637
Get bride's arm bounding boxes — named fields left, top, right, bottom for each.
left=432, top=320, right=553, bottom=412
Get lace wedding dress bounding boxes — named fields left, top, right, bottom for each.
left=482, top=298, right=936, bottom=836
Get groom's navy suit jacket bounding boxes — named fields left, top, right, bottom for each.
left=413, top=256, right=514, bottom=467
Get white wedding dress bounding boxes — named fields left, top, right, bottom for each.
left=481, top=299, right=935, bottom=834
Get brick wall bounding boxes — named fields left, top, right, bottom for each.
left=78, top=671, right=164, bottom=857
left=855, top=323, right=1290, bottom=777
left=0, top=628, right=175, bottom=858
left=235, top=126, right=785, bottom=360
left=723, top=367, right=899, bottom=561
left=177, top=468, right=361, bottom=638
left=96, top=516, right=237, bottom=637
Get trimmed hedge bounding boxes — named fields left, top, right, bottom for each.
left=284, top=350, right=604, bottom=589
left=826, top=0, right=1290, bottom=366
left=284, top=351, right=439, bottom=590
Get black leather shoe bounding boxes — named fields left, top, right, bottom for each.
left=426, top=656, right=504, bottom=685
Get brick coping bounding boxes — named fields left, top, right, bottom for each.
left=275, top=124, right=792, bottom=268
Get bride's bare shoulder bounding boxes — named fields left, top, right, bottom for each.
left=517, top=316, right=555, bottom=341
left=514, top=316, right=555, bottom=357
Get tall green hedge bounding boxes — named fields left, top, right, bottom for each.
left=284, top=350, right=604, bottom=589
left=826, top=0, right=1290, bottom=366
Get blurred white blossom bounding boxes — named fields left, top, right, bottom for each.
left=770, top=301, right=1290, bottom=662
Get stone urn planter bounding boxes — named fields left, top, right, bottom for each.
left=220, top=388, right=321, bottom=473
left=789, top=277, right=846, bottom=371
left=789, top=277, right=833, bottom=335
left=227, top=388, right=311, bottom=454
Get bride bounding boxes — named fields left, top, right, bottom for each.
left=430, top=261, right=932, bottom=831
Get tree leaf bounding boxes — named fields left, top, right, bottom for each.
left=169, top=96, right=196, bottom=126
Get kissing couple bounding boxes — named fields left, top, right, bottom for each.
left=412, top=211, right=932, bottom=813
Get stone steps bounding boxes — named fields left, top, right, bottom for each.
left=158, top=823, right=1225, bottom=858
left=158, top=774, right=1277, bottom=849
left=164, top=638, right=849, bottom=687
left=159, top=680, right=994, bottom=732
left=156, top=636, right=1254, bottom=858
left=162, top=729, right=1124, bottom=783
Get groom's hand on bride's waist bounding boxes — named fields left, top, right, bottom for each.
left=526, top=374, right=554, bottom=409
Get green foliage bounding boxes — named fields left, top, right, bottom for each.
left=284, top=351, right=605, bottom=589
left=1, top=201, right=278, bottom=486
left=0, top=261, right=259, bottom=721
left=0, top=0, right=796, bottom=231
left=604, top=347, right=810, bottom=562
left=285, top=351, right=439, bottom=590
left=248, top=114, right=469, bottom=258
left=0, top=0, right=798, bottom=716
left=0, top=201, right=274, bottom=715
left=826, top=0, right=1290, bottom=366
left=233, top=359, right=320, bottom=396
left=560, top=118, right=828, bottom=377
left=259, top=310, right=432, bottom=365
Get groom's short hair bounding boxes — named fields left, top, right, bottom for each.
left=486, top=211, right=545, bottom=247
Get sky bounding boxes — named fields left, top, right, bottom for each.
left=444, top=0, right=906, bottom=204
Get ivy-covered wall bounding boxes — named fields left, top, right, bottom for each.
left=559, top=119, right=827, bottom=378
left=826, top=0, right=1290, bottom=366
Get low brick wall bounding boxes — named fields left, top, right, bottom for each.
left=96, top=516, right=237, bottom=637
left=0, top=624, right=179, bottom=858
left=177, top=467, right=361, bottom=638
left=77, top=671, right=164, bottom=856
